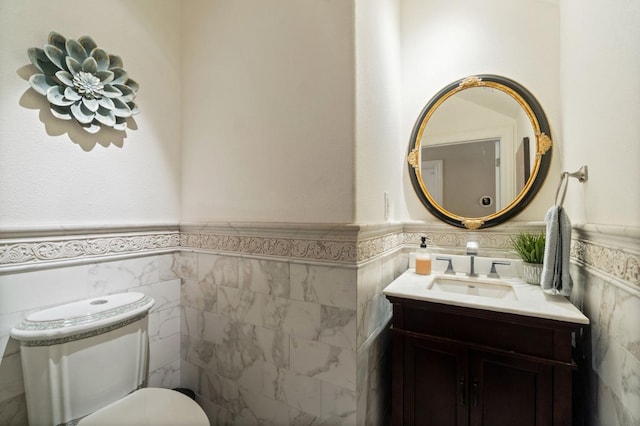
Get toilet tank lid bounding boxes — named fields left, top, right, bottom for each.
left=11, top=292, right=155, bottom=342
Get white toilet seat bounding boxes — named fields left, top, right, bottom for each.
left=78, top=387, right=210, bottom=426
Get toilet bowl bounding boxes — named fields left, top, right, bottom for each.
left=11, top=292, right=209, bottom=426
left=78, top=387, right=208, bottom=426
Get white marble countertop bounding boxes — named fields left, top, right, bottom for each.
left=383, top=269, right=589, bottom=325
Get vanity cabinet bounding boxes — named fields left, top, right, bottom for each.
left=388, top=296, right=582, bottom=426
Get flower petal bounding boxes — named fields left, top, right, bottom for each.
left=82, top=57, right=98, bottom=74
left=27, top=47, right=57, bottom=74
left=127, top=102, right=140, bottom=115
left=82, top=97, right=100, bottom=112
left=95, top=70, right=114, bottom=84
left=113, top=116, right=128, bottom=130
left=44, top=44, right=66, bottom=70
left=114, top=84, right=135, bottom=102
left=110, top=67, right=128, bottom=85
left=90, top=48, right=110, bottom=71
left=66, top=56, right=82, bottom=75
left=125, top=78, right=139, bottom=93
left=55, top=70, right=74, bottom=87
left=101, top=84, right=123, bottom=98
left=65, top=39, right=88, bottom=64
left=47, top=31, right=67, bottom=52
left=27, top=47, right=44, bottom=70
left=94, top=106, right=115, bottom=127
left=111, top=98, right=132, bottom=117
left=70, top=101, right=95, bottom=124
left=47, top=86, right=75, bottom=106
left=64, top=87, right=82, bottom=101
left=29, top=74, right=56, bottom=96
left=50, top=104, right=73, bottom=120
left=77, top=35, right=98, bottom=55
left=108, top=54, right=123, bottom=69
left=82, top=122, right=102, bottom=134
left=98, top=96, right=115, bottom=110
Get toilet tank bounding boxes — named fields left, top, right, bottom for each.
left=11, top=292, right=155, bottom=426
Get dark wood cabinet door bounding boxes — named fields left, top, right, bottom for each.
left=389, top=297, right=580, bottom=426
left=403, top=335, right=469, bottom=426
left=469, top=350, right=553, bottom=426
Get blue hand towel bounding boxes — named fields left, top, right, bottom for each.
left=541, top=205, right=573, bottom=296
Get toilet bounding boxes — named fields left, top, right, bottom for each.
left=10, top=292, right=209, bottom=426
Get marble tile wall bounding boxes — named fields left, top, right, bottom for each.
left=177, top=222, right=411, bottom=425
left=0, top=254, right=182, bottom=425
left=178, top=252, right=364, bottom=424
left=570, top=226, right=640, bottom=426
left=7, top=221, right=635, bottom=425
left=355, top=251, right=408, bottom=424
left=177, top=252, right=404, bottom=425
left=0, top=224, right=409, bottom=425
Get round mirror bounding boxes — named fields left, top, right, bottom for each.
left=408, top=75, right=552, bottom=229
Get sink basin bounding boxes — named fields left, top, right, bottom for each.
left=430, top=276, right=517, bottom=300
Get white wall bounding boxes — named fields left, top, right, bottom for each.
left=0, top=0, right=182, bottom=229
left=559, top=4, right=640, bottom=422
left=0, top=0, right=568, bottom=229
left=354, top=0, right=402, bottom=224
left=561, top=2, right=640, bottom=423
left=398, top=0, right=561, bottom=223
left=560, top=0, right=640, bottom=227
left=180, top=0, right=356, bottom=224
left=2, top=0, right=635, bottom=230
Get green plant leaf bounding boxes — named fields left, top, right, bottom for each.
left=510, top=232, right=546, bottom=264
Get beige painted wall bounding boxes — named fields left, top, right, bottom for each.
left=180, top=0, right=356, bottom=223
left=398, top=0, right=561, bottom=224
left=560, top=0, right=640, bottom=227
left=354, top=0, right=403, bottom=224
left=561, top=2, right=639, bottom=423
left=0, top=0, right=569, bottom=228
left=2, top=0, right=636, bottom=229
left=0, top=0, right=182, bottom=228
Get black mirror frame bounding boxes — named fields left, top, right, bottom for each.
left=407, top=75, right=552, bottom=229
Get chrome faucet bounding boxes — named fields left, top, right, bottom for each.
left=436, top=257, right=455, bottom=275
left=488, top=260, right=511, bottom=279
left=466, top=241, right=479, bottom=277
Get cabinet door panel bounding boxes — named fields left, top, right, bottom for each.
left=470, top=351, right=552, bottom=426
left=404, top=335, right=468, bottom=426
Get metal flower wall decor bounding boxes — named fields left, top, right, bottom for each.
left=27, top=31, right=139, bottom=131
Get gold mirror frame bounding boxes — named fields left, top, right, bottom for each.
left=408, top=75, right=552, bottom=229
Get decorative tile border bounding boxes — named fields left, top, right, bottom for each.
left=357, top=232, right=404, bottom=262
left=0, top=223, right=545, bottom=267
left=181, top=231, right=358, bottom=263
left=572, top=239, right=639, bottom=285
left=571, top=225, right=640, bottom=289
left=404, top=231, right=517, bottom=251
left=0, top=229, right=180, bottom=270
left=1, top=222, right=638, bottom=289
left=403, top=222, right=546, bottom=254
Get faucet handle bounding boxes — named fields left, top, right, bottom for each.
left=436, top=257, right=455, bottom=275
left=488, top=261, right=511, bottom=278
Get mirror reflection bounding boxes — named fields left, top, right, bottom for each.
left=420, top=86, right=537, bottom=217
left=408, top=75, right=552, bottom=229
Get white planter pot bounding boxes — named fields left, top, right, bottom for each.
left=522, top=262, right=543, bottom=285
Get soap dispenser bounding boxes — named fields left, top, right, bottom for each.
left=415, top=236, right=432, bottom=275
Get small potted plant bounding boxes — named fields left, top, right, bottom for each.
left=510, top=232, right=546, bottom=285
